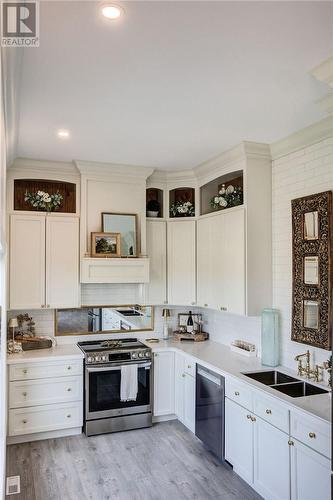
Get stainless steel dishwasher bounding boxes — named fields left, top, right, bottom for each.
left=195, top=364, right=225, bottom=461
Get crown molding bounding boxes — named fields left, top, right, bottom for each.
left=270, top=116, right=333, bottom=160
left=75, top=160, right=154, bottom=180
left=311, top=55, right=333, bottom=88
left=9, top=157, right=79, bottom=176
left=148, top=168, right=196, bottom=185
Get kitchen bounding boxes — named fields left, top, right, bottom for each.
left=1, top=2, right=333, bottom=500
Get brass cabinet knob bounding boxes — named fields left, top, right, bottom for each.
left=67, top=388, right=72, bottom=392
left=246, top=414, right=252, bottom=420
left=23, top=369, right=27, bottom=374
left=220, top=307, right=227, bottom=311
left=251, top=416, right=256, bottom=422
left=67, top=414, right=71, bottom=418
left=265, top=409, right=272, bottom=414
left=154, top=353, right=158, bottom=357
left=187, top=365, right=191, bottom=369
left=22, top=392, right=27, bottom=397
left=309, top=432, right=316, bottom=439
left=234, top=391, right=240, bottom=396
left=67, top=366, right=72, bottom=370
left=22, top=419, right=27, bottom=424
left=182, top=373, right=185, bottom=378
left=288, top=440, right=294, bottom=446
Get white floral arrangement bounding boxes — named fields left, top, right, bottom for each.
left=24, top=190, right=63, bottom=212
left=170, top=200, right=195, bottom=217
left=210, top=184, right=243, bottom=210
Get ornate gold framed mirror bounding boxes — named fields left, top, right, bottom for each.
left=291, top=191, right=332, bottom=350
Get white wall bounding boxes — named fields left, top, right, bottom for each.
left=272, top=136, right=333, bottom=370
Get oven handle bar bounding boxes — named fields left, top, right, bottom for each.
left=86, top=362, right=152, bottom=373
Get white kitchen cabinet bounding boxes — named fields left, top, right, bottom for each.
left=226, top=397, right=290, bottom=499
left=225, top=397, right=253, bottom=485
left=8, top=358, right=83, bottom=441
left=197, top=208, right=245, bottom=314
left=290, top=439, right=330, bottom=500
left=253, top=415, right=290, bottom=500
left=153, top=351, right=175, bottom=416
left=167, top=220, right=196, bottom=306
left=174, top=353, right=196, bottom=433
left=46, top=216, right=79, bottom=309
left=183, top=372, right=195, bottom=433
left=10, top=214, right=46, bottom=309
left=9, top=213, right=80, bottom=310
left=197, top=216, right=214, bottom=308
left=146, top=220, right=167, bottom=304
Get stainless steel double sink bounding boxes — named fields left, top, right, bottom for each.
left=242, top=370, right=328, bottom=398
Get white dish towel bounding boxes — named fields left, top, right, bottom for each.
left=120, top=364, right=138, bottom=402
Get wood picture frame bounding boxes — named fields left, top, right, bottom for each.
left=91, top=232, right=121, bottom=258
left=101, top=212, right=139, bottom=257
left=291, top=191, right=332, bottom=350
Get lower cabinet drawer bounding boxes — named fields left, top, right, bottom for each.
left=8, top=402, right=83, bottom=436
left=9, top=376, right=83, bottom=409
left=225, top=378, right=253, bottom=411
left=9, top=360, right=83, bottom=381
left=291, top=410, right=330, bottom=458
left=253, top=391, right=289, bottom=433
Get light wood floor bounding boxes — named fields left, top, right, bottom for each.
left=6, top=420, right=261, bottom=500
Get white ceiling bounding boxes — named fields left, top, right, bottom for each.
left=15, top=1, right=333, bottom=170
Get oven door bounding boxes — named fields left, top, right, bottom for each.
left=86, top=361, right=151, bottom=420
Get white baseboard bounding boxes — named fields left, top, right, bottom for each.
left=7, top=426, right=82, bottom=445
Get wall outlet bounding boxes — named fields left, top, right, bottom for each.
left=6, top=476, right=20, bottom=495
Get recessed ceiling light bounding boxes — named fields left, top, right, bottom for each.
left=57, top=129, right=70, bottom=139
left=101, top=4, right=123, bottom=20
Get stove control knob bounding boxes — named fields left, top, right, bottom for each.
left=95, top=356, right=100, bottom=362
left=145, top=352, right=150, bottom=358
left=132, top=353, right=138, bottom=359
left=102, top=355, right=107, bottom=362
left=138, top=352, right=144, bottom=358
left=87, top=357, right=93, bottom=363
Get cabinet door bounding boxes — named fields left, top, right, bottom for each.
left=153, top=351, right=175, bottom=416
left=197, top=217, right=213, bottom=308
left=253, top=416, right=290, bottom=500
left=45, top=216, right=80, bottom=309
left=10, top=214, right=45, bottom=309
left=225, top=398, right=253, bottom=485
left=174, top=353, right=185, bottom=422
left=221, top=208, right=245, bottom=314
left=291, top=439, right=330, bottom=500
left=183, top=373, right=195, bottom=433
left=146, top=220, right=167, bottom=305
left=167, top=220, right=196, bottom=305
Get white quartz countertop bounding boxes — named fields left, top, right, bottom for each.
left=7, top=344, right=84, bottom=364
left=143, top=338, right=331, bottom=424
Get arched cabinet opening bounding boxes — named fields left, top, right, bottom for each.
left=14, top=179, right=76, bottom=213
left=200, top=170, right=243, bottom=215
left=146, top=188, right=163, bottom=218
left=169, top=187, right=195, bottom=218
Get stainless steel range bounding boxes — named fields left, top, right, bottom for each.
left=78, top=338, right=152, bottom=436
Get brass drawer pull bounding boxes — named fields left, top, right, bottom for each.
left=265, top=409, right=272, bottom=414
left=234, top=391, right=240, bottom=396
left=308, top=432, right=316, bottom=439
